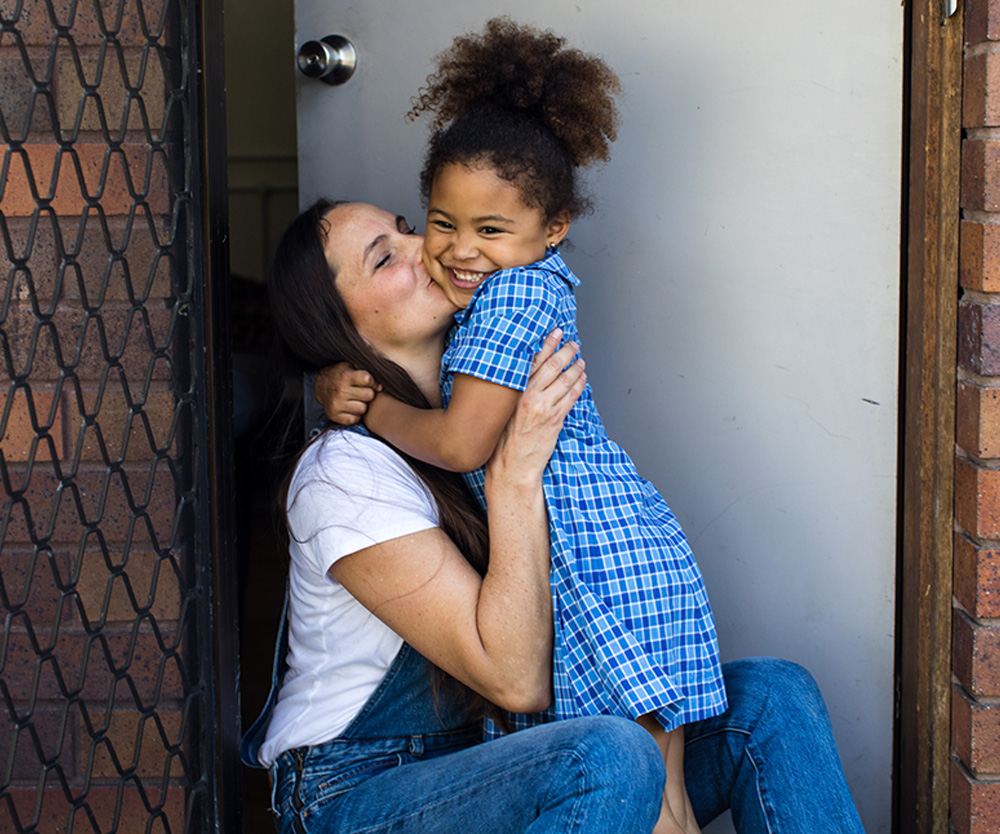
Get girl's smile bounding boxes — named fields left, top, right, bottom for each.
left=423, top=162, right=570, bottom=308
left=450, top=267, right=492, bottom=289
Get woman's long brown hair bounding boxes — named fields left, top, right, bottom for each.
left=268, top=199, right=495, bottom=721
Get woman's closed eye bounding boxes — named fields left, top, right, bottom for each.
left=373, top=246, right=399, bottom=270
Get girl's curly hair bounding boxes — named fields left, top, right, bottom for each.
left=410, top=17, right=621, bottom=220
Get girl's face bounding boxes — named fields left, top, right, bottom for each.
left=324, top=203, right=458, bottom=359
left=423, top=163, right=570, bottom=309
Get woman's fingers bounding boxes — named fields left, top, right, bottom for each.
left=550, top=358, right=586, bottom=417
left=529, top=340, right=578, bottom=385
left=529, top=329, right=564, bottom=377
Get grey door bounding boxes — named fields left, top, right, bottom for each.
left=292, top=4, right=904, bottom=831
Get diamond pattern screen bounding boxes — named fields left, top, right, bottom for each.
left=0, top=1, right=215, bottom=831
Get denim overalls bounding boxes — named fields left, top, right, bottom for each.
left=241, top=591, right=481, bottom=832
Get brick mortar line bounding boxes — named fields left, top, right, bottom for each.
left=954, top=520, right=1000, bottom=549
left=959, top=288, right=1000, bottom=305
left=3, top=133, right=175, bottom=145
left=964, top=127, right=1000, bottom=140
left=963, top=209, right=1000, bottom=223
left=952, top=754, right=1000, bottom=784
left=4, top=460, right=182, bottom=471
left=956, top=446, right=1000, bottom=469
left=954, top=521, right=1000, bottom=550
left=965, top=41, right=1000, bottom=57
left=962, top=615, right=1000, bottom=626
left=953, top=674, right=1000, bottom=705
left=957, top=367, right=1000, bottom=386
left=960, top=693, right=1000, bottom=706
left=953, top=605, right=1000, bottom=630
left=2, top=779, right=192, bottom=790
left=0, top=697, right=188, bottom=707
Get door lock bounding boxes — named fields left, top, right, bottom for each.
left=297, top=35, right=357, bottom=85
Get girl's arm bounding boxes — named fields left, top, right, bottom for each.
left=329, top=335, right=586, bottom=711
left=364, top=373, right=521, bottom=472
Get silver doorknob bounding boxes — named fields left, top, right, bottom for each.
left=297, top=35, right=357, bottom=85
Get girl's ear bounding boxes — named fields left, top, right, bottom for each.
left=546, top=212, right=571, bottom=247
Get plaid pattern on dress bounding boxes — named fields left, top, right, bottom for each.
left=441, top=250, right=727, bottom=738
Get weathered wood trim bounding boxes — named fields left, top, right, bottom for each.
left=896, top=2, right=964, bottom=832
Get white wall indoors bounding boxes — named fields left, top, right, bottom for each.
left=292, top=3, right=904, bottom=831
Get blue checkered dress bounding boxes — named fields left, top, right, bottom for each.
left=441, top=250, right=727, bottom=737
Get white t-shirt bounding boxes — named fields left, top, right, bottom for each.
left=258, top=430, right=439, bottom=765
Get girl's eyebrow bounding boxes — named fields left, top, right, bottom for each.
left=473, top=214, right=515, bottom=224
left=428, top=205, right=515, bottom=225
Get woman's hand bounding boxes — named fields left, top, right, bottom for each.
left=314, top=362, right=381, bottom=426
left=487, top=329, right=586, bottom=489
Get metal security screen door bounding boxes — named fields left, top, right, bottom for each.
left=0, top=1, right=230, bottom=832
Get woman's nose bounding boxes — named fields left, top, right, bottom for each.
left=405, top=232, right=425, bottom=259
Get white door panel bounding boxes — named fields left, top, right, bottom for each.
left=293, top=5, right=903, bottom=832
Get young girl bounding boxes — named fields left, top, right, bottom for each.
left=318, top=18, right=725, bottom=834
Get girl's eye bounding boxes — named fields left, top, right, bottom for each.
left=480, top=226, right=503, bottom=235
left=374, top=253, right=391, bottom=270
left=432, top=220, right=454, bottom=231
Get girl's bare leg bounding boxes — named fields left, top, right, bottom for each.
left=636, top=716, right=702, bottom=834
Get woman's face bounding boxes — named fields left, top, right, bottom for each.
left=323, top=203, right=459, bottom=358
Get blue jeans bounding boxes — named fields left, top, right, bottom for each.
left=272, top=715, right=665, bottom=833
left=244, top=595, right=863, bottom=833
left=686, top=658, right=866, bottom=833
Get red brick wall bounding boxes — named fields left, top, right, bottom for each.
left=1, top=1, right=192, bottom=831
left=954, top=2, right=1000, bottom=832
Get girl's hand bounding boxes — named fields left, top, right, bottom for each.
left=487, top=330, right=585, bottom=486
left=314, top=362, right=381, bottom=426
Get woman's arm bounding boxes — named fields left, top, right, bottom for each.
left=330, top=335, right=585, bottom=712
left=364, top=373, right=519, bottom=472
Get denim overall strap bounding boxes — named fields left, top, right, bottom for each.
left=241, top=585, right=290, bottom=768
left=336, top=642, right=472, bottom=740
left=240, top=585, right=477, bottom=768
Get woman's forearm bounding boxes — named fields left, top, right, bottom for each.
left=470, top=337, right=585, bottom=711
left=476, top=461, right=554, bottom=712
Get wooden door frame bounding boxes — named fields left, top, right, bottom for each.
left=201, top=0, right=965, bottom=828
left=896, top=1, right=964, bottom=831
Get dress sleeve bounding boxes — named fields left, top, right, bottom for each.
left=447, top=267, right=563, bottom=393
left=286, top=433, right=440, bottom=578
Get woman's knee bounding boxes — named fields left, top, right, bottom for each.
left=561, top=716, right=666, bottom=803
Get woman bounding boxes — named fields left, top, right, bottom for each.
left=242, top=199, right=866, bottom=834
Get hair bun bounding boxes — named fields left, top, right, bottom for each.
left=411, top=17, right=620, bottom=167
